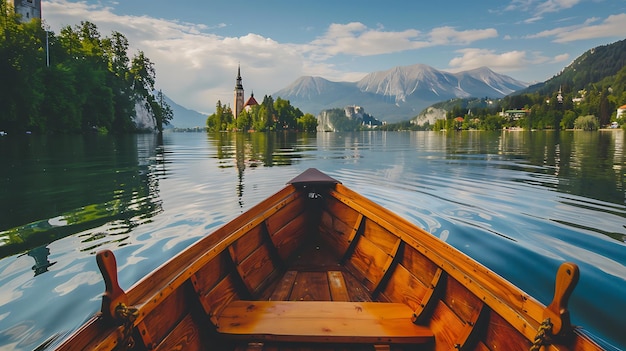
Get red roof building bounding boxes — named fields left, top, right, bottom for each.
left=244, top=92, right=259, bottom=112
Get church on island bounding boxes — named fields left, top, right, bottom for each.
left=233, top=65, right=258, bottom=118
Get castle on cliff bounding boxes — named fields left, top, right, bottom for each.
left=233, top=65, right=258, bottom=118
left=6, top=0, right=41, bottom=22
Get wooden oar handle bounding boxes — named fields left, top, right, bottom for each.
left=97, top=250, right=128, bottom=322
left=544, top=262, right=579, bottom=335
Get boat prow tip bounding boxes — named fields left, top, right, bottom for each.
left=287, top=168, right=342, bottom=186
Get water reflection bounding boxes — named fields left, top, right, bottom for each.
left=0, top=130, right=624, bottom=350
left=0, top=134, right=165, bottom=259
left=24, top=246, right=56, bottom=276
left=207, top=132, right=317, bottom=206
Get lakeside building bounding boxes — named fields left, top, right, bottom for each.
left=500, top=109, right=530, bottom=120
left=617, top=104, right=626, bottom=120
left=233, top=65, right=258, bottom=118
left=244, top=92, right=258, bottom=112
left=6, top=0, right=41, bottom=22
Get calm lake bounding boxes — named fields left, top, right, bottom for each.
left=0, top=131, right=625, bottom=350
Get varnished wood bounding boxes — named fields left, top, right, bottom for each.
left=330, top=185, right=545, bottom=341
left=327, top=271, right=350, bottom=302
left=138, top=283, right=189, bottom=348
left=215, top=301, right=434, bottom=344
left=152, top=314, right=203, bottom=351
left=544, top=262, right=579, bottom=335
left=346, top=234, right=389, bottom=291
left=96, top=250, right=127, bottom=322
left=291, top=272, right=331, bottom=301
left=270, top=271, right=298, bottom=301
left=56, top=169, right=605, bottom=351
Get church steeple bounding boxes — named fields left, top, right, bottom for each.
left=234, top=64, right=244, bottom=118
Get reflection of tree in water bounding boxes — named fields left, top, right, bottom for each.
left=25, top=245, right=56, bottom=276
left=209, top=132, right=314, bottom=207
left=77, top=134, right=165, bottom=251
left=0, top=134, right=166, bottom=260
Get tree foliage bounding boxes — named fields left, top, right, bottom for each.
left=206, top=95, right=315, bottom=132
left=574, top=115, right=599, bottom=131
left=0, top=5, right=171, bottom=134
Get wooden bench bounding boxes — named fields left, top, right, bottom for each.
left=214, top=300, right=434, bottom=344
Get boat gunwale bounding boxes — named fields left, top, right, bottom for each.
left=54, top=171, right=605, bottom=351
left=328, top=184, right=547, bottom=342
left=331, top=182, right=604, bottom=349
left=55, top=184, right=303, bottom=351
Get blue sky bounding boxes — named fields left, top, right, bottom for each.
left=43, top=0, right=626, bottom=114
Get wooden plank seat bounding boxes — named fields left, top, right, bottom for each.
left=214, top=300, right=434, bottom=344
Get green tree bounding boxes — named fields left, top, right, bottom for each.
left=254, top=95, right=275, bottom=131
left=103, top=31, right=135, bottom=132
left=130, top=51, right=155, bottom=98
left=274, top=97, right=301, bottom=130
left=236, top=108, right=253, bottom=131
left=0, top=9, right=45, bottom=132
left=207, top=100, right=233, bottom=131
left=560, top=110, right=577, bottom=130
left=151, top=90, right=173, bottom=132
left=297, top=113, right=318, bottom=132
left=574, top=115, right=599, bottom=130
left=482, top=115, right=503, bottom=130
left=0, top=7, right=164, bottom=134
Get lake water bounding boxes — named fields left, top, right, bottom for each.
left=0, top=131, right=625, bottom=350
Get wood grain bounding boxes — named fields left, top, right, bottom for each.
left=216, top=301, right=434, bottom=344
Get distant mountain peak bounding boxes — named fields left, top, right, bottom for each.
left=274, top=63, right=528, bottom=123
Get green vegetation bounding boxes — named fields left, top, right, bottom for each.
left=206, top=96, right=317, bottom=132
left=574, top=115, right=599, bottom=131
left=0, top=2, right=172, bottom=134
left=380, top=39, right=626, bottom=132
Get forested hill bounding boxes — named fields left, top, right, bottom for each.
left=408, top=38, right=626, bottom=131
left=0, top=4, right=172, bottom=134
left=523, top=38, right=626, bottom=96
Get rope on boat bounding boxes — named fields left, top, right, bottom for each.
left=114, top=302, right=138, bottom=350
left=530, top=318, right=553, bottom=351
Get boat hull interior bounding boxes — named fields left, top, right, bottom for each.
left=54, top=169, right=604, bottom=351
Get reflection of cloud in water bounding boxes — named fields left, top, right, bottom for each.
left=48, top=216, right=68, bottom=227
left=52, top=261, right=88, bottom=277
left=0, top=259, right=33, bottom=305
left=0, top=283, right=23, bottom=306
left=53, top=271, right=101, bottom=296
left=543, top=236, right=626, bottom=280
left=116, top=254, right=147, bottom=272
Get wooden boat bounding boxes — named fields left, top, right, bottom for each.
left=54, top=168, right=607, bottom=351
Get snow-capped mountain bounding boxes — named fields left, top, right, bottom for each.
left=274, top=64, right=528, bottom=122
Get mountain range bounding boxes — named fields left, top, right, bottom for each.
left=163, top=94, right=207, bottom=129
left=273, top=65, right=529, bottom=123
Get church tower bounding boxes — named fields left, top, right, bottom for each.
left=234, top=65, right=244, bottom=119
left=7, top=0, right=42, bottom=23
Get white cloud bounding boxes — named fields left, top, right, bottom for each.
left=535, top=0, right=581, bottom=16
left=429, top=26, right=498, bottom=45
left=447, top=48, right=537, bottom=73
left=43, top=0, right=310, bottom=113
left=447, top=48, right=571, bottom=75
left=309, top=22, right=428, bottom=57
left=553, top=53, right=570, bottom=62
left=309, top=22, right=497, bottom=57
left=42, top=1, right=503, bottom=114
left=527, top=13, right=626, bottom=42
left=551, top=13, right=626, bottom=42
left=501, top=0, right=582, bottom=23
left=503, top=0, right=581, bottom=15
